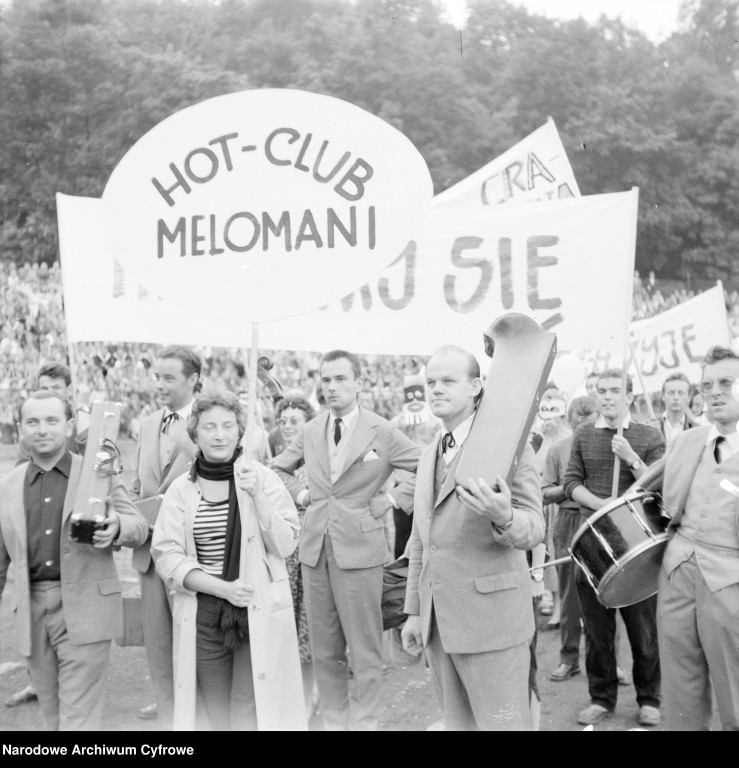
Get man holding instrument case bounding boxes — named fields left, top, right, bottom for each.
left=401, top=345, right=544, bottom=730
left=0, top=390, right=148, bottom=730
left=563, top=368, right=665, bottom=727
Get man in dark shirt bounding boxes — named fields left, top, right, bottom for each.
left=563, top=369, right=665, bottom=728
left=8, top=362, right=82, bottom=708
left=0, top=391, right=148, bottom=730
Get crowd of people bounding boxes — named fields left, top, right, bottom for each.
left=2, top=261, right=739, bottom=447
left=1, top=259, right=739, bottom=733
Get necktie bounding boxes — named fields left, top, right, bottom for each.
left=161, top=412, right=179, bottom=434
left=714, top=435, right=725, bottom=464
left=440, top=431, right=456, bottom=454
left=333, top=418, right=343, bottom=446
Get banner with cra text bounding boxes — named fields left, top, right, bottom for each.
left=58, top=190, right=637, bottom=357
left=434, top=117, right=580, bottom=209
left=627, top=283, right=731, bottom=393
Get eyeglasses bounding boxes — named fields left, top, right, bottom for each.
left=278, top=417, right=303, bottom=427
left=698, top=377, right=735, bottom=395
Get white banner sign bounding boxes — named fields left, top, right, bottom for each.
left=434, top=118, right=580, bottom=208
left=100, top=89, right=432, bottom=322
left=628, top=284, right=730, bottom=392
left=58, top=190, right=638, bottom=357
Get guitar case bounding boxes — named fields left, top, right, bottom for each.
left=455, top=313, right=557, bottom=491
left=69, top=400, right=123, bottom=543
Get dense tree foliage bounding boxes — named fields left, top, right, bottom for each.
left=1, top=0, right=737, bottom=286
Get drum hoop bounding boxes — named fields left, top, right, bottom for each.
left=570, top=490, right=658, bottom=547
left=590, top=534, right=669, bottom=598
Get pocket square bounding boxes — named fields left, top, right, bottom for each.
left=363, top=450, right=380, bottom=462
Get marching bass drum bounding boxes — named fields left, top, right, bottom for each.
left=570, top=487, right=670, bottom=609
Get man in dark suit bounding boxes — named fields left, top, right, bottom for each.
left=130, top=345, right=200, bottom=728
left=272, top=349, right=421, bottom=730
left=400, top=345, right=544, bottom=730
left=0, top=391, right=148, bottom=730
left=659, top=372, right=695, bottom=450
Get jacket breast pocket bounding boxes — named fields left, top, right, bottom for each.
left=98, top=577, right=123, bottom=596
left=474, top=572, right=519, bottom=594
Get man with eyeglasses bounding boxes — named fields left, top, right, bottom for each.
left=658, top=345, right=739, bottom=730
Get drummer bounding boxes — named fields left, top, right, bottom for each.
left=563, top=368, right=665, bottom=728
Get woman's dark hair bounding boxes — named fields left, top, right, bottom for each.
left=276, top=397, right=316, bottom=423
left=186, top=389, right=245, bottom=442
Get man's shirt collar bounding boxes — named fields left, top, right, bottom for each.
left=27, top=450, right=72, bottom=484
left=706, top=424, right=739, bottom=453
left=594, top=413, right=632, bottom=429
left=331, top=403, right=359, bottom=431
left=164, top=399, right=194, bottom=421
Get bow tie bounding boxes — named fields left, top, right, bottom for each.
left=440, top=431, right=456, bottom=454
left=161, top=412, right=179, bottom=433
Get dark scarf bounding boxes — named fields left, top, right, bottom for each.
left=194, top=446, right=249, bottom=648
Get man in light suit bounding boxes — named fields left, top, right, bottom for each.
left=130, top=345, right=201, bottom=728
left=272, top=349, right=421, bottom=731
left=0, top=390, right=148, bottom=730
left=401, top=345, right=544, bottom=731
left=658, top=345, right=739, bottom=730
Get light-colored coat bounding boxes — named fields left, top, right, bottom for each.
left=131, top=408, right=197, bottom=572
left=662, top=424, right=739, bottom=536
left=405, top=436, right=544, bottom=654
left=151, top=458, right=306, bottom=731
left=272, top=407, right=421, bottom=569
left=0, top=455, right=149, bottom=656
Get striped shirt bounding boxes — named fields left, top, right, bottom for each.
left=193, top=497, right=229, bottom=576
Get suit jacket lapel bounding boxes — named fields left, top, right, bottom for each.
left=418, top=433, right=440, bottom=517
left=669, top=429, right=707, bottom=528
left=62, top=456, right=82, bottom=527
left=7, top=467, right=28, bottom=550
left=147, top=410, right=164, bottom=489
left=435, top=448, right=463, bottom=509
left=311, top=412, right=331, bottom=480
left=339, top=410, right=375, bottom=478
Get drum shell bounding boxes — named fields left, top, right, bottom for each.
left=570, top=491, right=669, bottom=608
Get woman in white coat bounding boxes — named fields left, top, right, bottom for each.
left=151, top=389, right=306, bottom=731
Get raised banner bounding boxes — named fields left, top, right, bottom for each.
left=628, top=284, right=730, bottom=392
left=59, top=190, right=638, bottom=356
left=433, top=118, right=579, bottom=208
left=100, top=89, right=433, bottom=322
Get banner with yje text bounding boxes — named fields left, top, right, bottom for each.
left=59, top=190, right=637, bottom=358
left=627, top=284, right=730, bottom=393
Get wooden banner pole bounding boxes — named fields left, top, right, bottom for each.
left=611, top=188, right=640, bottom=499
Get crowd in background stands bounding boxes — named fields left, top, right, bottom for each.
left=2, top=260, right=739, bottom=445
